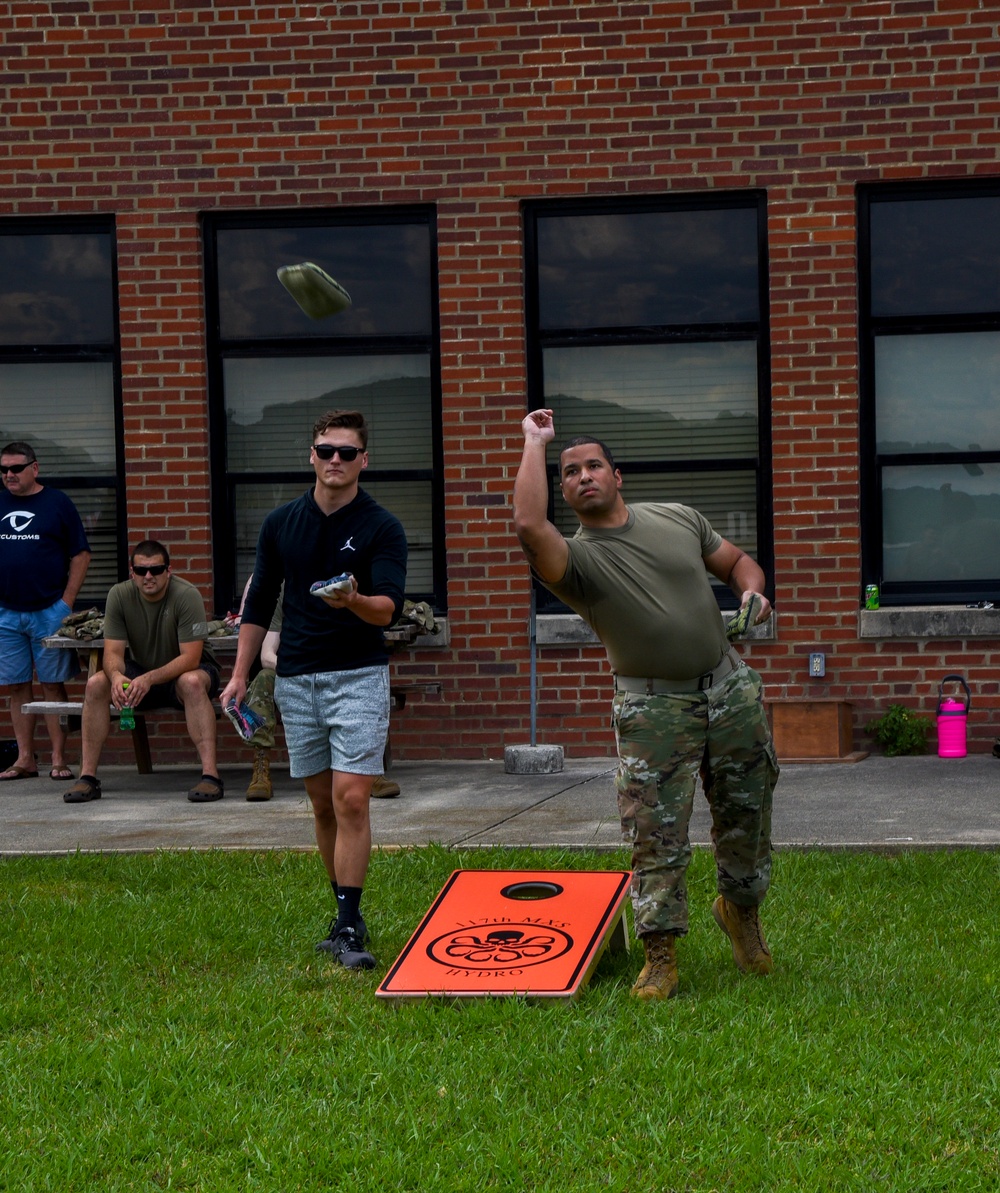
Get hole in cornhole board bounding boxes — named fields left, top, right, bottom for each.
left=377, top=870, right=632, bottom=1002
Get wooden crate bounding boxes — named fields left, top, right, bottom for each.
left=768, top=699, right=868, bottom=764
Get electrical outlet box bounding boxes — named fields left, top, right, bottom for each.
left=808, top=652, right=826, bottom=678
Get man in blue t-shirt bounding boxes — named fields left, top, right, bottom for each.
left=0, top=441, right=91, bottom=781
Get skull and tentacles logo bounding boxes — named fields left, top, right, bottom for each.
left=427, top=923, right=574, bottom=970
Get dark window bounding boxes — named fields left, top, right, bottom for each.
left=0, top=218, right=123, bottom=604
left=869, top=195, right=1000, bottom=317
left=203, top=209, right=444, bottom=614
left=524, top=193, right=772, bottom=610
left=859, top=183, right=1000, bottom=605
left=536, top=206, right=761, bottom=329
left=215, top=224, right=433, bottom=340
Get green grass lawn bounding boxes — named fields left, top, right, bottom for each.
left=1, top=846, right=998, bottom=1192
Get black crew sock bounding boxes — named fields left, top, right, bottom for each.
left=331, top=880, right=339, bottom=898
left=335, top=886, right=363, bottom=932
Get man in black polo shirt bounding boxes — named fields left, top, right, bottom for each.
left=221, top=410, right=407, bottom=971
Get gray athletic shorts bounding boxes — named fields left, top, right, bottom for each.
left=274, top=665, right=390, bottom=780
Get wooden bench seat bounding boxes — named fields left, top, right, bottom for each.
left=21, top=700, right=153, bottom=773
left=24, top=684, right=442, bottom=775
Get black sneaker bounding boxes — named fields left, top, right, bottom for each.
left=315, top=914, right=367, bottom=951
left=316, top=919, right=375, bottom=970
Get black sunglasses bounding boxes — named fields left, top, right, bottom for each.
left=313, top=443, right=361, bottom=462
left=132, top=564, right=168, bottom=577
left=1, top=462, right=33, bottom=475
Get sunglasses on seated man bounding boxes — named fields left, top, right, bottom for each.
left=0, top=462, right=32, bottom=475
left=313, top=443, right=362, bottom=462
left=132, top=564, right=168, bottom=577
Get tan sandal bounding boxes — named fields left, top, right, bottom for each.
left=187, top=775, right=224, bottom=803
left=64, top=776, right=102, bottom=803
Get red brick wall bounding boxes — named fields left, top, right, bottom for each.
left=2, top=0, right=999, bottom=764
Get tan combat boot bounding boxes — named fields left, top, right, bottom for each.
left=371, top=775, right=401, bottom=798
left=630, top=932, right=679, bottom=1001
left=712, top=896, right=773, bottom=974
left=246, top=747, right=273, bottom=801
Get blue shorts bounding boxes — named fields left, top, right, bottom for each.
left=274, top=666, right=390, bottom=780
left=0, top=600, right=79, bottom=686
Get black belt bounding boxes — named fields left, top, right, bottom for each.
left=615, top=649, right=741, bottom=695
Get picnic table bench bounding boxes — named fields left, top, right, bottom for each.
left=23, top=626, right=440, bottom=774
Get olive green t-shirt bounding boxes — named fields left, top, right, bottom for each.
left=542, top=503, right=730, bottom=680
left=103, top=576, right=218, bottom=673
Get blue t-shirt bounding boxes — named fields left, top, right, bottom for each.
left=0, top=486, right=90, bottom=612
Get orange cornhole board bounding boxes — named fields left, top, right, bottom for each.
left=377, top=869, right=632, bottom=1002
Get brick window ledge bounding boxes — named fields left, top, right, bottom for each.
left=859, top=607, right=1000, bottom=639
left=536, top=612, right=778, bottom=646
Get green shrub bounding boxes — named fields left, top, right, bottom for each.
left=868, top=703, right=932, bottom=755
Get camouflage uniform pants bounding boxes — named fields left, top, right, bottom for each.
left=612, top=662, right=778, bottom=938
left=245, top=667, right=277, bottom=750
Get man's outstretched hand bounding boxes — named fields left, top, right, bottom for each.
left=522, top=408, right=556, bottom=445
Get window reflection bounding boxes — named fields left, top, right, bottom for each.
left=224, top=356, right=432, bottom=472
left=871, top=195, right=1000, bottom=317
left=0, top=232, right=114, bottom=344
left=875, top=332, right=1000, bottom=453
left=536, top=207, right=759, bottom=329
left=216, top=224, right=432, bottom=339
left=0, top=362, right=116, bottom=474
left=544, top=342, right=757, bottom=461
left=882, top=465, right=1000, bottom=583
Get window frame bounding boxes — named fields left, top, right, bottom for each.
left=202, top=206, right=446, bottom=616
left=0, top=214, right=126, bottom=606
left=522, top=191, right=774, bottom=612
left=858, top=179, right=1000, bottom=606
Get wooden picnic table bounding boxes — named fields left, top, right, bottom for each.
left=44, top=622, right=419, bottom=670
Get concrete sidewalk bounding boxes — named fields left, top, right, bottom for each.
left=1, top=753, right=998, bottom=856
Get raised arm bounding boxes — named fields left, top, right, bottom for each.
left=512, top=409, right=569, bottom=585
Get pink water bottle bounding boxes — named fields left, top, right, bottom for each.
left=936, top=674, right=971, bottom=758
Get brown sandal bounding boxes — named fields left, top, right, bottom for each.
left=187, top=775, right=224, bottom=803
left=0, top=765, right=39, bottom=781
left=64, top=777, right=102, bottom=803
